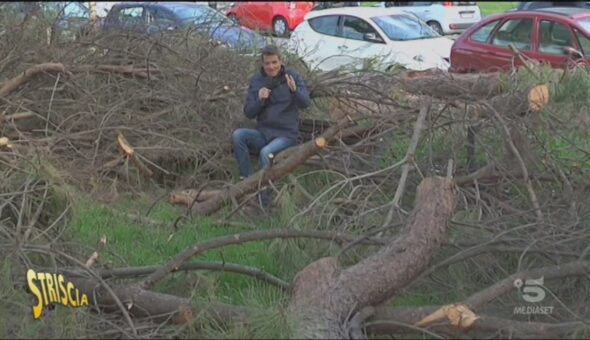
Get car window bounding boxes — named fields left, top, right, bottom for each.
left=342, top=16, right=379, bottom=41
left=146, top=8, right=176, bottom=26
left=538, top=20, right=574, bottom=55
left=169, top=5, right=231, bottom=26
left=119, top=7, right=144, bottom=25
left=578, top=18, right=590, bottom=34
left=62, top=3, right=88, bottom=18
left=491, top=18, right=533, bottom=50
left=470, top=20, right=500, bottom=43
left=574, top=29, right=590, bottom=55
left=372, top=14, right=438, bottom=41
left=409, top=2, right=433, bottom=6
left=308, top=15, right=339, bottom=36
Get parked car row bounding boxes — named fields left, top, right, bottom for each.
left=103, top=2, right=267, bottom=53
left=280, top=2, right=590, bottom=73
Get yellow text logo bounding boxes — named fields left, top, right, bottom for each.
left=27, top=269, right=89, bottom=319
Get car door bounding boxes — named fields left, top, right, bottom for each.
left=299, top=15, right=343, bottom=71
left=451, top=18, right=502, bottom=72
left=237, top=2, right=259, bottom=29
left=573, top=28, right=590, bottom=66
left=337, top=15, right=390, bottom=69
left=249, top=2, right=274, bottom=30
left=482, top=16, right=535, bottom=72
left=145, top=7, right=178, bottom=34
left=530, top=18, right=580, bottom=68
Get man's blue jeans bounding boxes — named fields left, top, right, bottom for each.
left=232, top=128, right=296, bottom=207
left=232, top=128, right=296, bottom=178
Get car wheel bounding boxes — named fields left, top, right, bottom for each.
left=427, top=21, right=443, bottom=35
left=272, top=16, right=289, bottom=37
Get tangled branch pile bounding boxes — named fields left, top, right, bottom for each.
left=2, top=9, right=590, bottom=339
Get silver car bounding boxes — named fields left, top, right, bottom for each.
left=376, top=1, right=482, bottom=35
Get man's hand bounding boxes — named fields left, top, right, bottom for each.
left=286, top=74, right=297, bottom=93
left=259, top=87, right=271, bottom=102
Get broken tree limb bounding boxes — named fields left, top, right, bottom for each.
left=288, top=176, right=458, bottom=338
left=464, top=260, right=590, bottom=310
left=139, top=228, right=389, bottom=290
left=366, top=306, right=589, bottom=338
left=483, top=84, right=549, bottom=117
left=486, top=102, right=544, bottom=224
left=117, top=132, right=153, bottom=179
left=57, top=260, right=290, bottom=291
left=401, top=70, right=504, bottom=100
left=73, top=64, right=157, bottom=79
left=0, top=62, right=67, bottom=96
left=68, top=278, right=249, bottom=325
left=169, top=189, right=223, bottom=207
left=188, top=119, right=356, bottom=216
left=391, top=103, right=430, bottom=208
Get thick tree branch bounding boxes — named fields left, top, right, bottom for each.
left=189, top=118, right=358, bottom=215
left=366, top=306, right=589, bottom=338
left=139, top=228, right=388, bottom=290
left=0, top=62, right=67, bottom=96
left=288, top=176, right=458, bottom=338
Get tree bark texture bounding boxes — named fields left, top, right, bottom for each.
left=288, top=176, right=458, bottom=338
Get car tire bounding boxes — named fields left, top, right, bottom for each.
left=272, top=16, right=289, bottom=37
left=427, top=21, right=443, bottom=35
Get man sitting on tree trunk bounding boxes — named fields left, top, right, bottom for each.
left=232, top=45, right=311, bottom=209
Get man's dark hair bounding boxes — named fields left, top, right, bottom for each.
left=261, top=45, right=282, bottom=60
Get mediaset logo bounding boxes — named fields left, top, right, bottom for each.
left=513, top=276, right=554, bottom=315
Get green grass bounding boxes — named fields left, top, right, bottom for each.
left=69, top=197, right=290, bottom=304
left=479, top=2, right=518, bottom=17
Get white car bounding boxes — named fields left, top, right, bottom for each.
left=375, top=2, right=482, bottom=35
left=287, top=7, right=454, bottom=72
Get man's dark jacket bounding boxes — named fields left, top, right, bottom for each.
left=243, top=66, right=311, bottom=141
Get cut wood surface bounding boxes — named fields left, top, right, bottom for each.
left=116, top=132, right=153, bottom=179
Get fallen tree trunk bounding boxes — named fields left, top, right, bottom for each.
left=187, top=119, right=358, bottom=215
left=401, top=69, right=504, bottom=100
left=287, top=176, right=457, bottom=338
left=69, top=278, right=249, bottom=325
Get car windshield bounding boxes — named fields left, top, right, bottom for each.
left=371, top=14, right=438, bottom=41
left=577, top=18, right=590, bottom=34
left=169, top=5, right=233, bottom=26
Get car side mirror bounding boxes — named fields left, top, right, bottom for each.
left=363, top=32, right=383, bottom=43
left=564, top=46, right=583, bottom=59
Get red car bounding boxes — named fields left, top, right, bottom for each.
left=226, top=2, right=314, bottom=37
left=450, top=7, right=590, bottom=73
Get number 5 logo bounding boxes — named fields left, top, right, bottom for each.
left=514, top=277, right=545, bottom=303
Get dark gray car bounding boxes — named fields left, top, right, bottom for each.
left=103, top=2, right=267, bottom=53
